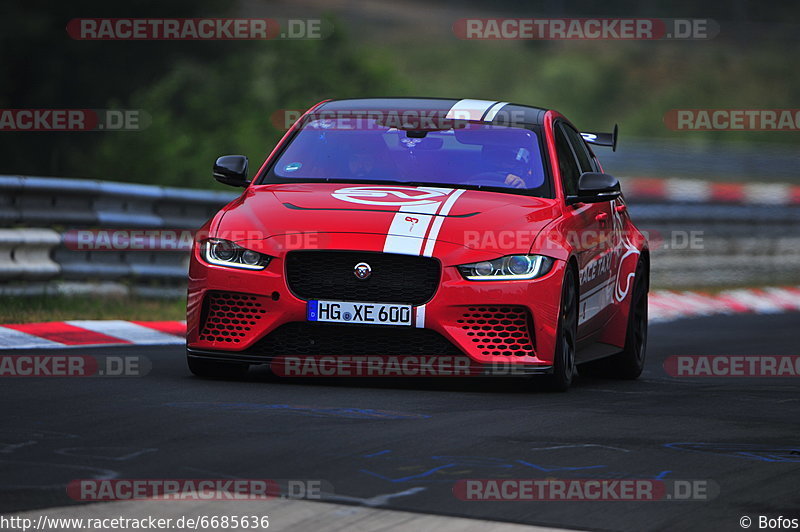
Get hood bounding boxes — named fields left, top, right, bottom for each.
left=215, top=183, right=561, bottom=259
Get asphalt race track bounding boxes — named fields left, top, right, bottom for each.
left=1, top=313, right=798, bottom=532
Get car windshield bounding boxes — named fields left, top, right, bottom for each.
left=265, top=117, right=549, bottom=195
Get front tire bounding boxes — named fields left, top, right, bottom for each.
left=187, top=356, right=249, bottom=379
left=541, top=267, right=578, bottom=392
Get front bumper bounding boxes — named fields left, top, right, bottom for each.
left=187, top=248, right=565, bottom=369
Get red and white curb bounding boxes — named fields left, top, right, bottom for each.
left=0, top=287, right=798, bottom=349
left=0, top=320, right=185, bottom=349
left=623, top=177, right=800, bottom=205
left=649, top=286, right=800, bottom=322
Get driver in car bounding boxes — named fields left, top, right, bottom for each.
left=478, top=145, right=532, bottom=188
left=348, top=151, right=378, bottom=178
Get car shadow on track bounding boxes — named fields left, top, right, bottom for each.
left=186, top=363, right=646, bottom=395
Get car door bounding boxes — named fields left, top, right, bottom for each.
left=555, top=122, right=615, bottom=339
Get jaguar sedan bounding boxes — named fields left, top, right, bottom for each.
left=186, top=97, right=649, bottom=391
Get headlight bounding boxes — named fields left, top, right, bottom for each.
left=458, top=255, right=554, bottom=281
left=201, top=239, right=271, bottom=270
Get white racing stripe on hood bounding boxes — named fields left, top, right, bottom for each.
left=422, top=189, right=466, bottom=257
left=383, top=201, right=442, bottom=255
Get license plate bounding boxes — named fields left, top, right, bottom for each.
left=307, top=300, right=412, bottom=326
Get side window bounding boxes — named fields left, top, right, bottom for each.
left=583, top=142, right=602, bottom=172
left=563, top=125, right=594, bottom=174
left=554, top=125, right=580, bottom=196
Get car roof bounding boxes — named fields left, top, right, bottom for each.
left=316, top=98, right=549, bottom=127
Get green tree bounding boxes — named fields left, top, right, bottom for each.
left=85, top=30, right=405, bottom=187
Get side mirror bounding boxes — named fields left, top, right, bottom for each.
left=213, top=155, right=249, bottom=187
left=566, top=172, right=621, bottom=204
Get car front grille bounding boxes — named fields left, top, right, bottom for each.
left=245, top=322, right=463, bottom=357
left=285, top=251, right=440, bottom=305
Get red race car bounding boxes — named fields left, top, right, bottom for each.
left=186, top=98, right=649, bottom=391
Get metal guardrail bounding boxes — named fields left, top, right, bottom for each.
left=0, top=175, right=235, bottom=296
left=628, top=203, right=800, bottom=286
left=603, top=138, right=800, bottom=182
left=1, top=175, right=798, bottom=295
left=0, top=175, right=235, bottom=228
left=0, top=228, right=61, bottom=280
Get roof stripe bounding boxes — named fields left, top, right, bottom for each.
left=445, top=99, right=499, bottom=121
left=483, top=101, right=509, bottom=121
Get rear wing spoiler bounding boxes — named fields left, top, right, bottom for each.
left=580, top=124, right=618, bottom=152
